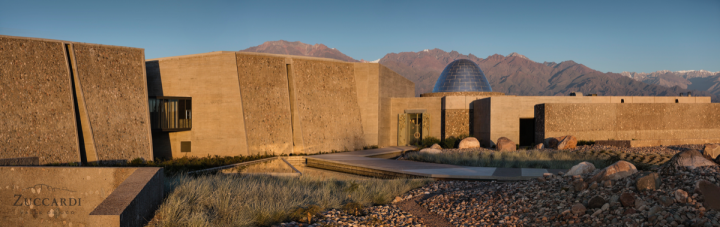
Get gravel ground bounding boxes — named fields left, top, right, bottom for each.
left=278, top=145, right=719, bottom=227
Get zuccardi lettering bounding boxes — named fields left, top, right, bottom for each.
left=13, top=195, right=81, bottom=207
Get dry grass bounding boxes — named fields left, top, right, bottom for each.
left=405, top=149, right=672, bottom=170
left=148, top=174, right=431, bottom=227
left=405, top=149, right=614, bottom=169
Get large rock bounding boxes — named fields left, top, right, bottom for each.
left=458, top=137, right=480, bottom=149
left=663, top=149, right=717, bottom=170
left=635, top=172, right=660, bottom=191
left=590, top=161, right=638, bottom=182
left=545, top=135, right=577, bottom=150
left=419, top=148, right=442, bottom=154
left=702, top=143, right=720, bottom=160
left=496, top=137, right=516, bottom=152
left=698, top=180, right=720, bottom=210
left=430, top=143, right=442, bottom=150
left=564, top=162, right=596, bottom=176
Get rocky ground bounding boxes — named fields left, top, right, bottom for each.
left=278, top=146, right=720, bottom=227
left=436, top=144, right=702, bottom=156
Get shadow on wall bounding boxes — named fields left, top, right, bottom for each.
left=145, top=61, right=172, bottom=159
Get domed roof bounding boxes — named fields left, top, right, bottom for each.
left=432, top=59, right=492, bottom=93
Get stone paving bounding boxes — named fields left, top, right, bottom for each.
left=306, top=147, right=565, bottom=180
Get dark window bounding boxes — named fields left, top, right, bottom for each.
left=621, top=99, right=624, bottom=103
left=150, top=96, right=192, bottom=131
left=519, top=118, right=535, bottom=146
left=675, top=99, right=679, bottom=103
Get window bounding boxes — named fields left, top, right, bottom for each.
left=149, top=96, right=192, bottom=131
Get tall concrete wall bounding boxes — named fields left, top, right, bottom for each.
left=536, top=103, right=720, bottom=142
left=293, top=59, right=365, bottom=153
left=147, top=52, right=251, bottom=158
left=236, top=53, right=293, bottom=155
left=353, top=63, right=379, bottom=146
left=474, top=96, right=711, bottom=147
left=441, top=95, right=510, bottom=139
left=72, top=44, right=153, bottom=162
left=0, top=36, right=80, bottom=164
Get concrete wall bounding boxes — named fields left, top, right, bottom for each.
left=147, top=52, right=251, bottom=157
left=0, top=36, right=80, bottom=164
left=442, top=95, right=514, bottom=139
left=72, top=44, right=153, bottom=162
left=381, top=97, right=442, bottom=147
left=474, top=96, right=712, bottom=147
left=293, top=59, right=365, bottom=153
left=1, top=35, right=153, bottom=164
left=0, top=167, right=136, bottom=226
left=236, top=53, right=293, bottom=155
left=377, top=65, right=416, bottom=147
left=536, top=103, right=720, bottom=142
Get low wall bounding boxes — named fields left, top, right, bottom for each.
left=535, top=103, right=720, bottom=143
left=0, top=167, right=163, bottom=227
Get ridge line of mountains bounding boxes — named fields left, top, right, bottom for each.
left=241, top=40, right=719, bottom=102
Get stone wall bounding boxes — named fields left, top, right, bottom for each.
left=0, top=36, right=80, bottom=164
left=535, top=103, right=720, bottom=142
left=293, top=59, right=365, bottom=153
left=236, top=53, right=293, bottom=155
left=73, top=44, right=153, bottom=162
left=443, top=109, right=469, bottom=138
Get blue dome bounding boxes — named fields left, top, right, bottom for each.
left=432, top=59, right=492, bottom=93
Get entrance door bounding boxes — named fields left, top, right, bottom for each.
left=519, top=118, right=535, bottom=146
left=398, top=112, right=430, bottom=146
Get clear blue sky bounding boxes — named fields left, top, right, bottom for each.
left=1, top=0, right=718, bottom=73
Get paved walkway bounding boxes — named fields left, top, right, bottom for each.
left=306, top=146, right=565, bottom=180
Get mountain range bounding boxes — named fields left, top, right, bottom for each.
left=240, top=41, right=718, bottom=102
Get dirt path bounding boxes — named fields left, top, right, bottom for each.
left=395, top=193, right=453, bottom=227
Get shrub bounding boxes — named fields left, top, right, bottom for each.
left=405, top=149, right=613, bottom=169
left=577, top=140, right=596, bottom=146
left=419, top=137, right=441, bottom=149
left=441, top=134, right=470, bottom=149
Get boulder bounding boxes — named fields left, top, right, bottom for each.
left=546, top=135, right=577, bottom=150
left=496, top=137, right=516, bottom=152
left=635, top=172, right=660, bottom=191
left=419, top=148, right=442, bottom=154
left=458, top=137, right=480, bottom=149
left=675, top=189, right=688, bottom=203
left=702, top=143, right=720, bottom=160
left=620, top=192, right=635, bottom=207
left=590, top=161, right=638, bottom=182
left=429, top=143, right=442, bottom=150
left=564, top=162, right=596, bottom=176
left=698, top=180, right=720, bottom=210
left=535, top=143, right=544, bottom=149
left=662, top=149, right=717, bottom=170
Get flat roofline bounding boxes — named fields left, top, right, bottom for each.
left=0, top=34, right=144, bottom=50
left=147, top=51, right=352, bottom=63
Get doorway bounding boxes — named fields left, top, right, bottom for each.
left=519, top=118, right=535, bottom=146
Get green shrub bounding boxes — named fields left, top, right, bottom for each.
left=419, top=137, right=441, bottom=149
left=405, top=149, right=613, bottom=169
left=441, top=134, right=470, bottom=148
left=363, top=145, right=379, bottom=150
left=577, top=140, right=596, bottom=146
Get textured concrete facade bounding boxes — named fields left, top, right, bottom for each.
left=536, top=103, right=720, bottom=144
left=473, top=96, right=711, bottom=147
left=382, top=97, right=442, bottom=147
left=0, top=166, right=163, bottom=227
left=73, top=44, right=153, bottom=162
left=236, top=54, right=292, bottom=155
left=0, top=36, right=80, bottom=164
left=147, top=52, right=413, bottom=157
left=0, top=35, right=153, bottom=164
